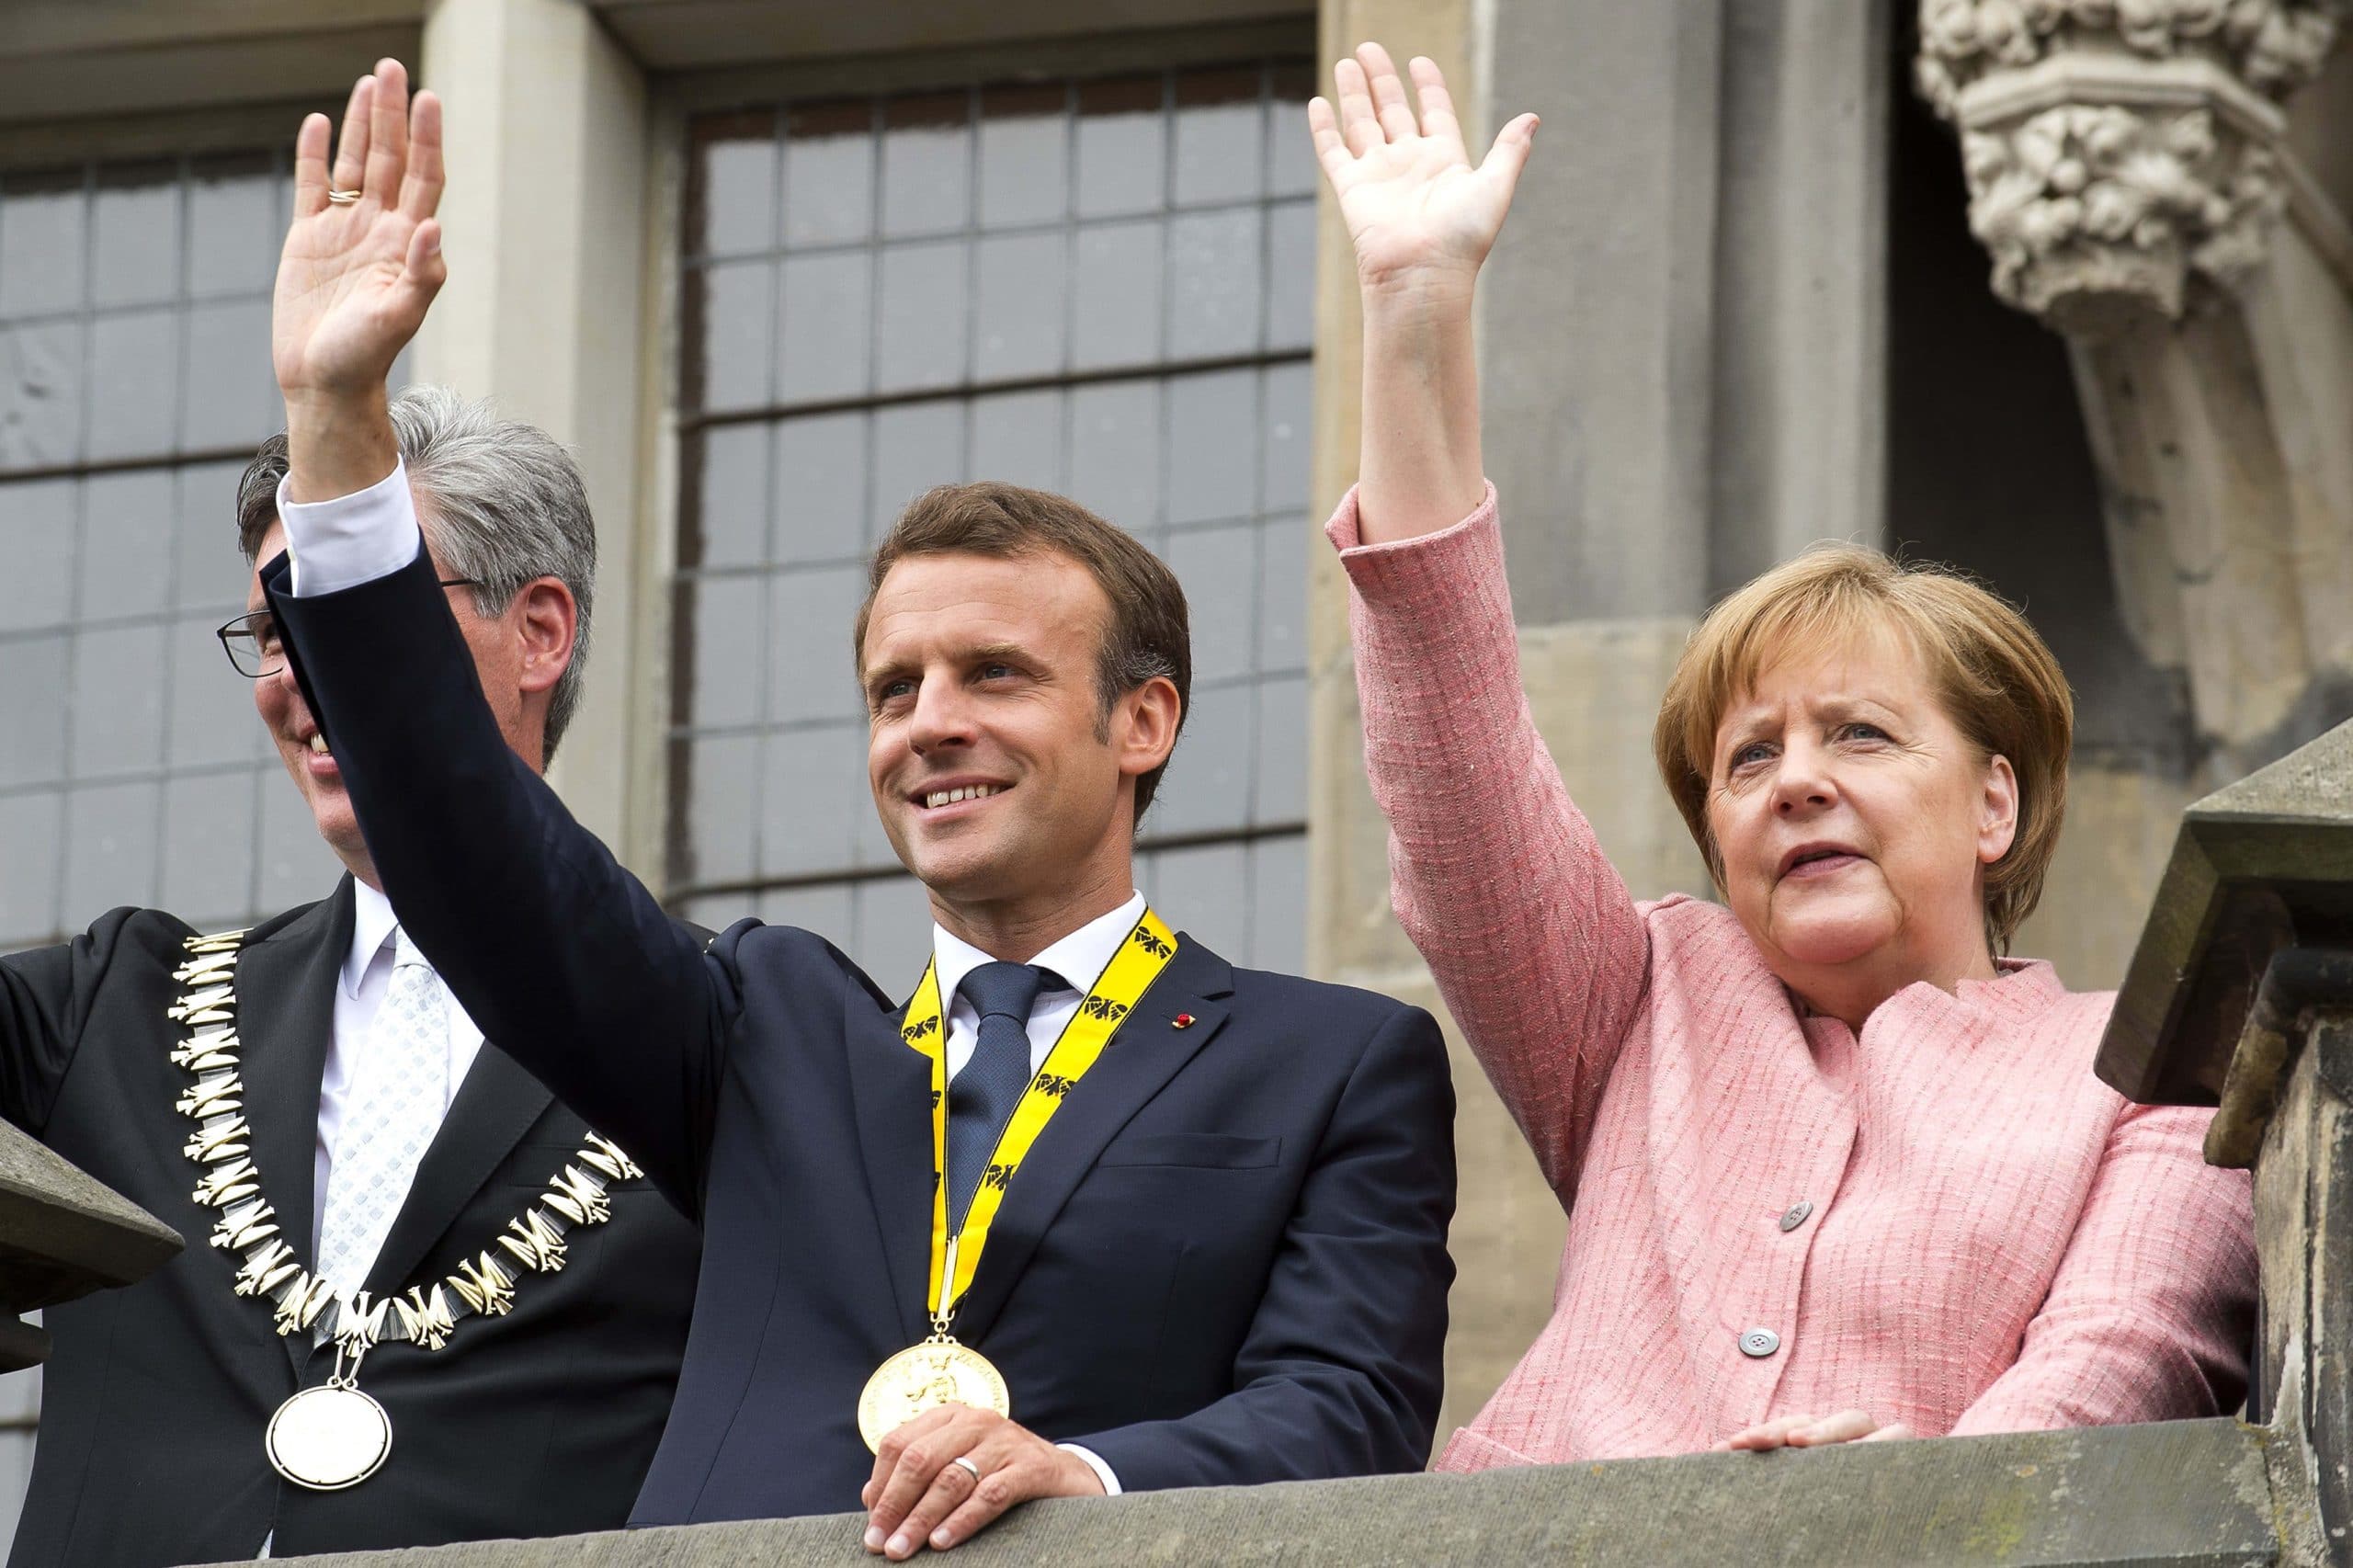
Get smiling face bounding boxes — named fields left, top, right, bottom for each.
left=1705, top=624, right=2019, bottom=1021
left=246, top=517, right=563, bottom=886
left=860, top=549, right=1177, bottom=949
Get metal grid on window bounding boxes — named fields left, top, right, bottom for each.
left=0, top=152, right=342, bottom=951
left=669, top=62, right=1316, bottom=983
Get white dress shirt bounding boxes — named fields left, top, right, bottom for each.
left=278, top=461, right=1127, bottom=1495
left=315, top=878, right=486, bottom=1258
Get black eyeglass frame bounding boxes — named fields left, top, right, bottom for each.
left=215, top=578, right=483, bottom=678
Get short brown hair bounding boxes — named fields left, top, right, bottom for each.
left=1652, top=544, right=2073, bottom=951
left=853, top=482, right=1190, bottom=820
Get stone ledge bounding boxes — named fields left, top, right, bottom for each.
left=241, top=1419, right=2281, bottom=1568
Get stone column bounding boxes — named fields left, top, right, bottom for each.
left=1310, top=0, right=1891, bottom=1440
left=414, top=0, right=656, bottom=869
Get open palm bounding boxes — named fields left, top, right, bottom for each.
left=273, top=59, right=446, bottom=401
left=1309, top=45, right=1535, bottom=293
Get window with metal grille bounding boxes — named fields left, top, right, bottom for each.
left=670, top=61, right=1315, bottom=982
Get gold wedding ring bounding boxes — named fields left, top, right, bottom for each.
left=327, top=188, right=362, bottom=205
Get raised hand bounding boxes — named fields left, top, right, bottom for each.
left=1308, top=44, right=1535, bottom=298
left=274, top=59, right=446, bottom=409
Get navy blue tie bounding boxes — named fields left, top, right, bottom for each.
left=947, top=962, right=1050, bottom=1232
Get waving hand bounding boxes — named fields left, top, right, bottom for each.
left=1309, top=45, right=1536, bottom=297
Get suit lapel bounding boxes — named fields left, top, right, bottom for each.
left=847, top=985, right=941, bottom=1347
left=362, top=1043, right=552, bottom=1297
left=232, top=875, right=352, bottom=1373
left=954, top=937, right=1233, bottom=1346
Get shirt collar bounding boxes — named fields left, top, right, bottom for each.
left=933, top=891, right=1147, bottom=1011
left=343, top=879, right=401, bottom=1000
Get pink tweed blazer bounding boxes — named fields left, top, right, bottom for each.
left=1328, top=485, right=2256, bottom=1470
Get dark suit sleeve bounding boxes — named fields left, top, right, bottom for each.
left=264, top=547, right=733, bottom=1216
left=1065, top=1003, right=1456, bottom=1488
left=0, top=909, right=144, bottom=1137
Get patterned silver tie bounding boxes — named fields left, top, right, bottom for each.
left=318, top=927, right=450, bottom=1299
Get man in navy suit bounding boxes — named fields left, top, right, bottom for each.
left=259, top=59, right=1453, bottom=1559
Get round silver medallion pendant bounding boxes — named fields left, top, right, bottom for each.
left=267, top=1384, right=392, bottom=1490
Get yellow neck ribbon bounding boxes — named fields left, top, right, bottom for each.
left=900, top=908, right=1179, bottom=1323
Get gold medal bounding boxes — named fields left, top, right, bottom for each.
left=858, top=1334, right=1011, bottom=1451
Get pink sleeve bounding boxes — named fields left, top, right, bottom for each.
left=1948, top=1102, right=2255, bottom=1435
left=1326, top=483, right=1653, bottom=1197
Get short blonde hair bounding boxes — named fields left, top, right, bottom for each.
left=1651, top=544, right=2073, bottom=951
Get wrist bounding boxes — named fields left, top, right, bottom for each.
left=1357, top=264, right=1479, bottom=324
left=281, top=387, right=400, bottom=506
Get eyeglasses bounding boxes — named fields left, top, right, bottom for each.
left=216, top=578, right=482, bottom=678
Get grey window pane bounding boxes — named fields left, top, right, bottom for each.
left=0, top=635, right=69, bottom=787
left=0, top=477, right=77, bottom=632
left=179, top=299, right=274, bottom=450
left=0, top=791, right=63, bottom=947
left=257, top=768, right=340, bottom=911
left=880, top=102, right=972, bottom=240
left=1267, top=74, right=1319, bottom=199
left=759, top=721, right=866, bottom=878
left=782, top=109, right=875, bottom=248
left=1167, top=523, right=1256, bottom=685
left=1253, top=674, right=1306, bottom=824
left=875, top=240, right=968, bottom=393
left=1172, top=89, right=1264, bottom=207
left=684, top=574, right=766, bottom=729
left=175, top=459, right=255, bottom=611
left=1067, top=381, right=1160, bottom=533
left=699, top=133, right=779, bottom=257
left=777, top=249, right=874, bottom=403
left=0, top=321, right=85, bottom=469
left=1074, top=80, right=1165, bottom=219
left=1069, top=220, right=1162, bottom=369
left=0, top=1354, right=39, bottom=1420
left=79, top=470, right=175, bottom=618
left=978, top=92, right=1068, bottom=229
left=684, top=733, right=760, bottom=886
left=1149, top=839, right=1247, bottom=958
left=70, top=622, right=167, bottom=776
left=773, top=410, right=869, bottom=563
left=678, top=892, right=749, bottom=933
left=0, top=181, right=85, bottom=321
left=63, top=779, right=159, bottom=915
left=757, top=880, right=853, bottom=937
left=160, top=769, right=260, bottom=919
left=1260, top=360, right=1312, bottom=514
left=972, top=232, right=1066, bottom=381
left=91, top=173, right=178, bottom=309
left=767, top=565, right=865, bottom=725
left=1166, top=207, right=1264, bottom=359
left=852, top=774, right=899, bottom=869
left=850, top=875, right=933, bottom=987
left=1256, top=514, right=1308, bottom=676
left=870, top=401, right=966, bottom=539
left=1152, top=680, right=1251, bottom=837
left=689, top=426, right=770, bottom=570
left=1165, top=369, right=1259, bottom=526
left=969, top=388, right=1064, bottom=493
left=169, top=615, right=265, bottom=768
left=1248, top=832, right=1307, bottom=973
left=695, top=259, right=774, bottom=413
left=1266, top=199, right=1315, bottom=353
left=188, top=159, right=277, bottom=296
left=86, top=309, right=181, bottom=461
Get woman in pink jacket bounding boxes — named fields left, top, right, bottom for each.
left=1310, top=44, right=2254, bottom=1467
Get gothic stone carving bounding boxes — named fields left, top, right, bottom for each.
left=1918, top=0, right=2346, bottom=331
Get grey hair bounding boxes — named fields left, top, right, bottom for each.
left=235, top=386, right=598, bottom=758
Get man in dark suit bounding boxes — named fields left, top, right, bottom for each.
left=265, top=59, right=1453, bottom=1562
left=0, top=83, right=699, bottom=1558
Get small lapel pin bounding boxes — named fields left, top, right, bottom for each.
left=1171, top=1013, right=1196, bottom=1030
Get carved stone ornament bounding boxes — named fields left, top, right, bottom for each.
left=1917, top=0, right=2347, bottom=333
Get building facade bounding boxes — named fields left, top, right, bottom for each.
left=0, top=0, right=2347, bottom=1547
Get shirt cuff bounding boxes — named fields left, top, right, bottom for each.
left=276, top=459, right=421, bottom=597
left=1056, top=1442, right=1120, bottom=1496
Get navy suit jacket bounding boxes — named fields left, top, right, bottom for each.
left=267, top=546, right=1455, bottom=1523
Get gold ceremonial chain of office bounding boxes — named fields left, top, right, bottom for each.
left=167, top=928, right=647, bottom=1488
